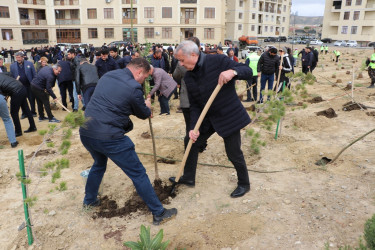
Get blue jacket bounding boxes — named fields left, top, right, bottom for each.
left=30, top=66, right=57, bottom=99
left=117, top=56, right=131, bottom=69
left=185, top=53, right=252, bottom=138
left=57, top=60, right=73, bottom=83
left=149, top=55, right=165, bottom=70
left=95, top=56, right=119, bottom=78
left=10, top=60, right=36, bottom=83
left=80, top=68, right=151, bottom=140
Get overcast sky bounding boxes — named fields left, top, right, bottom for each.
left=291, top=0, right=326, bottom=17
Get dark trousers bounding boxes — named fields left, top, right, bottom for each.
left=24, top=85, right=36, bottom=115
left=10, top=87, right=36, bottom=133
left=260, top=73, right=274, bottom=102
left=31, top=86, right=54, bottom=120
left=182, top=108, right=191, bottom=148
left=302, top=65, right=310, bottom=74
left=158, top=88, right=175, bottom=114
left=83, top=86, right=96, bottom=106
left=80, top=135, right=164, bottom=215
left=336, top=55, right=340, bottom=63
left=183, top=126, right=250, bottom=187
left=246, top=76, right=258, bottom=101
left=58, top=81, right=74, bottom=109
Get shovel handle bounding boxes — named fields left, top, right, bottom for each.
left=55, top=99, right=71, bottom=113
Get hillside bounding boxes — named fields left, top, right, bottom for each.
left=291, top=15, right=323, bottom=26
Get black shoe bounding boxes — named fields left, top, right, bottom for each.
left=82, top=199, right=101, bottom=208
left=153, top=208, right=177, bottom=225
left=15, top=132, right=22, bottom=137
left=32, top=114, right=37, bottom=117
left=368, top=85, right=375, bottom=89
left=243, top=99, right=252, bottom=102
left=169, top=176, right=195, bottom=187
left=24, top=127, right=37, bottom=133
left=230, top=185, right=250, bottom=198
left=11, top=141, right=19, bottom=148
left=39, top=117, right=48, bottom=122
left=21, top=114, right=26, bottom=119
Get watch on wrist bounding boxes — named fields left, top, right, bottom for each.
left=233, top=70, right=238, bottom=76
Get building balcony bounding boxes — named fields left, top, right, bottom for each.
left=20, top=19, right=47, bottom=25
left=180, top=18, right=196, bottom=24
left=329, top=20, right=340, bottom=26
left=56, top=19, right=80, bottom=25
left=54, top=0, right=79, bottom=5
left=122, top=0, right=137, bottom=4
left=23, top=39, right=48, bottom=44
left=17, top=0, right=45, bottom=5
left=180, top=0, right=197, bottom=3
left=122, top=18, right=137, bottom=24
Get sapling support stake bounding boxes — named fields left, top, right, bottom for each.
left=352, top=65, right=354, bottom=102
left=18, top=150, right=34, bottom=245
left=275, top=81, right=286, bottom=139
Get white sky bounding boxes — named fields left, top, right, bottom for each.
left=291, top=0, right=326, bottom=17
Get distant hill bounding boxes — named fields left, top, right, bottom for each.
left=290, top=15, right=323, bottom=26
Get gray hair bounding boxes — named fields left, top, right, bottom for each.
left=175, top=40, right=199, bottom=57
left=15, top=52, right=24, bottom=57
left=52, top=64, right=62, bottom=69
left=79, top=57, right=88, bottom=63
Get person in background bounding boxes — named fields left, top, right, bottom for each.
left=366, top=47, right=375, bottom=88
left=67, top=49, right=81, bottom=112
left=75, top=57, right=99, bottom=105
left=95, top=49, right=119, bottom=79
left=245, top=49, right=260, bottom=102
left=35, top=56, right=48, bottom=73
left=227, top=49, right=239, bottom=62
left=0, top=57, right=7, bottom=73
left=117, top=51, right=132, bottom=69
left=109, top=47, right=121, bottom=61
left=274, top=47, right=293, bottom=93
left=333, top=49, right=340, bottom=63
left=217, top=47, right=224, bottom=55
left=301, top=47, right=313, bottom=74
left=257, top=47, right=280, bottom=103
left=325, top=45, right=329, bottom=55
left=57, top=57, right=74, bottom=110
left=234, top=44, right=239, bottom=58
left=293, top=48, right=299, bottom=67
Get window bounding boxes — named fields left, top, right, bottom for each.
left=34, top=10, right=46, bottom=20
left=353, top=11, right=360, bottom=20
left=265, top=26, right=268, bottom=32
left=56, top=29, right=81, bottom=43
left=343, top=11, right=350, bottom=20
left=162, top=7, right=172, bottom=18
left=22, top=29, right=48, bottom=44
left=283, top=5, right=286, bottom=12
left=105, top=28, right=114, bottom=38
left=88, top=28, right=98, bottom=38
left=341, top=26, right=348, bottom=34
left=123, top=8, right=136, bottom=18
left=104, top=8, right=114, bottom=19
left=19, top=9, right=29, bottom=20
left=144, top=28, right=154, bottom=38
left=204, top=8, right=215, bottom=18
left=144, top=7, right=154, bottom=18
left=270, top=26, right=273, bottom=32
left=185, top=8, right=194, bottom=18
left=162, top=27, right=172, bottom=38
left=87, top=9, right=97, bottom=19
left=239, top=0, right=243, bottom=7
left=239, top=12, right=243, bottom=19
left=55, top=10, right=65, bottom=19
left=346, top=0, right=352, bottom=5
left=70, top=9, right=79, bottom=19
left=282, top=17, right=285, bottom=22
left=252, top=13, right=256, bottom=19
left=356, top=0, right=362, bottom=5
left=271, top=15, right=274, bottom=21
left=265, top=15, right=268, bottom=21
left=251, top=25, right=255, bottom=31
left=253, top=0, right=256, bottom=8
left=238, top=24, right=242, bottom=30
left=2, top=29, right=13, bottom=40
left=204, top=28, right=214, bottom=39
left=351, top=26, right=357, bottom=34
left=0, top=6, right=10, bottom=18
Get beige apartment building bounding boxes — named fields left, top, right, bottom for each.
left=225, top=0, right=291, bottom=42
left=322, top=0, right=375, bottom=43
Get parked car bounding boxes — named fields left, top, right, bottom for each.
left=321, top=38, right=332, bottom=43
left=277, top=36, right=287, bottom=42
left=310, top=40, right=323, bottom=45
left=264, top=37, right=277, bottom=42
left=368, top=42, right=375, bottom=47
left=334, top=40, right=347, bottom=46
left=240, top=46, right=262, bottom=59
left=346, top=40, right=358, bottom=47
left=290, top=38, right=301, bottom=44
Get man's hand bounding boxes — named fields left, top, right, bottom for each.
left=257, top=72, right=261, bottom=77
left=279, top=65, right=283, bottom=70
left=218, top=69, right=236, bottom=86
left=147, top=94, right=151, bottom=99
left=78, top=94, right=82, bottom=100
left=53, top=98, right=58, bottom=102
left=189, top=130, right=200, bottom=142
left=145, top=98, right=151, bottom=109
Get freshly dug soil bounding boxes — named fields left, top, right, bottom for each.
left=157, top=157, right=176, bottom=164
left=343, top=84, right=352, bottom=91
left=141, top=132, right=151, bottom=139
left=315, top=157, right=332, bottom=166
left=245, top=104, right=256, bottom=112
left=308, top=96, right=324, bottom=103
left=26, top=149, right=56, bottom=159
left=366, top=111, right=375, bottom=117
left=316, top=108, right=337, bottom=118
left=342, top=101, right=367, bottom=111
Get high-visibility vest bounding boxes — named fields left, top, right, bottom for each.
left=369, top=53, right=375, bottom=69
left=325, top=46, right=328, bottom=51
left=320, top=46, right=324, bottom=50
left=334, top=50, right=340, bottom=56
left=293, top=50, right=298, bottom=58
left=246, top=52, right=260, bottom=76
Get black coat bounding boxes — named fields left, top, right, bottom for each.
left=57, top=60, right=73, bottom=83
left=257, top=52, right=280, bottom=75
left=75, top=62, right=99, bottom=93
left=0, top=73, right=23, bottom=96
left=95, top=57, right=119, bottom=78
left=184, top=53, right=252, bottom=138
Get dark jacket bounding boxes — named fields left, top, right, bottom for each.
left=10, top=60, right=36, bottom=83
left=149, top=55, right=165, bottom=70
left=0, top=66, right=7, bottom=72
left=69, top=55, right=80, bottom=80
left=302, top=52, right=313, bottom=67
left=117, top=56, right=131, bottom=69
left=173, top=63, right=189, bottom=108
left=257, top=52, right=280, bottom=75
left=75, top=62, right=99, bottom=93
left=0, top=73, right=23, bottom=96
left=95, top=56, right=119, bottom=78
left=57, top=60, right=73, bottom=83
left=170, top=56, right=178, bottom=74
left=80, top=68, right=151, bottom=140
left=185, top=53, right=252, bottom=137
left=161, top=52, right=170, bottom=73
left=30, top=66, right=57, bottom=99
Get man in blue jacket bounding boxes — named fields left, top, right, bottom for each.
left=79, top=58, right=177, bottom=225
left=10, top=52, right=37, bottom=117
left=95, top=49, right=119, bottom=78
left=170, top=40, right=252, bottom=198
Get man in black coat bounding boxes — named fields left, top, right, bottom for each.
left=95, top=49, right=119, bottom=79
left=170, top=40, right=252, bottom=198
left=257, top=47, right=280, bottom=103
left=75, top=57, right=99, bottom=105
left=57, top=59, right=74, bottom=110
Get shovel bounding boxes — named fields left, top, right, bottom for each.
left=170, top=84, right=223, bottom=195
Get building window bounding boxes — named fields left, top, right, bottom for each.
left=55, top=10, right=65, bottom=19
left=22, top=29, right=49, bottom=44
left=204, top=28, right=214, bottom=39
left=283, top=5, right=286, bottom=12
left=270, top=26, right=273, bottom=32
left=351, top=26, right=357, bottom=34
left=239, top=0, right=243, bottom=7
left=34, top=10, right=46, bottom=20
left=144, top=27, right=154, bottom=38
left=162, top=7, right=172, bottom=18
left=2, top=29, right=13, bottom=40
left=355, top=0, right=362, bottom=5
left=0, top=6, right=10, bottom=18
left=253, top=0, right=256, bottom=7
left=104, top=8, right=114, bottom=19
left=122, top=0, right=136, bottom=3
left=144, top=7, right=154, bottom=18
left=251, top=25, right=255, bottom=31
left=88, top=28, right=98, bottom=38
left=204, top=7, right=215, bottom=18
left=282, top=27, right=285, bottom=32
left=56, top=29, right=81, bottom=43
left=87, top=9, right=97, bottom=19
left=346, top=0, right=352, bottom=5
left=341, top=26, right=348, bottom=34
left=265, top=26, right=268, bottom=32
left=252, top=13, right=256, bottom=19
left=343, top=11, right=350, bottom=20
left=353, top=11, right=360, bottom=20
left=105, top=28, right=114, bottom=38
left=265, top=15, right=268, bottom=21
left=19, top=9, right=29, bottom=20
left=70, top=9, right=79, bottom=19
left=238, top=24, right=242, bottom=30
left=239, top=12, right=243, bottom=19
left=271, top=15, right=274, bottom=21
left=282, top=17, right=285, bottom=22
left=162, top=27, right=172, bottom=38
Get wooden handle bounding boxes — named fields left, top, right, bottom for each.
left=55, top=99, right=71, bottom=113
left=16, top=76, right=20, bottom=81
left=175, top=84, right=223, bottom=182
left=274, top=56, right=283, bottom=94
left=238, top=83, right=256, bottom=96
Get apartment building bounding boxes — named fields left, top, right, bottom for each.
left=322, top=0, right=375, bottom=43
left=225, top=0, right=291, bottom=42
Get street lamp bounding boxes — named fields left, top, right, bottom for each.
left=56, top=10, right=61, bottom=45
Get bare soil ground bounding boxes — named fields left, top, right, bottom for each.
left=1, top=46, right=375, bottom=250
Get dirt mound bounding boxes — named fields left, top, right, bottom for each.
left=308, top=96, right=324, bottom=103
left=141, top=131, right=151, bottom=139
left=342, top=101, right=367, bottom=111
left=94, top=180, right=173, bottom=219
left=343, top=84, right=352, bottom=91
left=157, top=157, right=176, bottom=164
left=366, top=111, right=375, bottom=117
left=245, top=104, right=256, bottom=112
left=25, top=149, right=56, bottom=159
left=316, top=108, right=337, bottom=118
